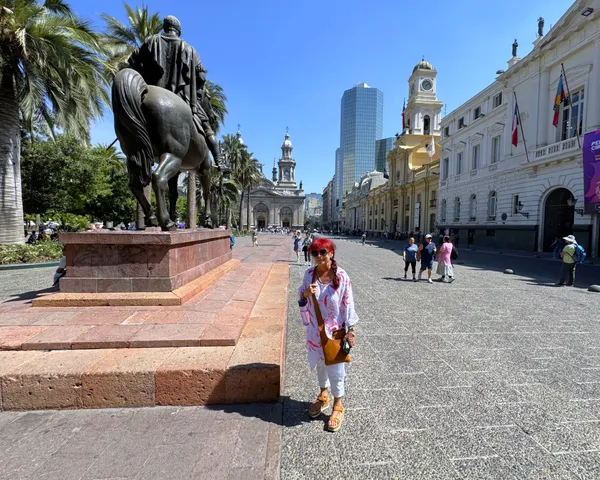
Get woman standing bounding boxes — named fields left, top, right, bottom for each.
left=298, top=238, right=358, bottom=432
left=436, top=235, right=455, bottom=283
left=403, top=237, right=418, bottom=281
left=293, top=231, right=302, bottom=264
left=301, top=232, right=312, bottom=266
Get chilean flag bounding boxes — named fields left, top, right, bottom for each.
left=401, top=99, right=406, bottom=131
left=511, top=103, right=520, bottom=147
left=552, top=74, right=565, bottom=127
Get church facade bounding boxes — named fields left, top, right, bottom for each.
left=241, top=132, right=305, bottom=230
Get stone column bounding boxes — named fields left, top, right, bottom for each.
left=186, top=173, right=197, bottom=228
left=587, top=39, right=600, bottom=132
left=537, top=67, right=551, bottom=146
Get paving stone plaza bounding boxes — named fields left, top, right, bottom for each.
left=2, top=234, right=600, bottom=479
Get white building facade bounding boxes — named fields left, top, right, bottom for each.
left=241, top=132, right=305, bottom=230
left=438, top=0, right=600, bottom=256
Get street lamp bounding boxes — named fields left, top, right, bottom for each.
left=566, top=196, right=585, bottom=216
left=516, top=201, right=530, bottom=218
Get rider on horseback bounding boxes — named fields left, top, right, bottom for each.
left=127, top=15, right=230, bottom=174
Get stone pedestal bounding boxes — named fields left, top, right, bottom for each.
left=60, top=229, right=232, bottom=293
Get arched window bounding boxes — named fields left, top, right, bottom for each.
left=440, top=199, right=447, bottom=223
left=487, top=191, right=497, bottom=220
left=423, top=115, right=431, bottom=135
left=454, top=197, right=461, bottom=222
left=469, top=194, right=477, bottom=221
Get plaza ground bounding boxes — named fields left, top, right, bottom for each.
left=2, top=234, right=600, bottom=479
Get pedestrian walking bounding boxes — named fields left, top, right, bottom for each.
left=384, top=231, right=389, bottom=243
left=436, top=235, right=455, bottom=283
left=293, top=230, right=302, bottom=264
left=550, top=237, right=565, bottom=260
left=361, top=232, right=366, bottom=245
left=557, top=235, right=584, bottom=286
left=403, top=237, right=418, bottom=281
left=302, top=232, right=312, bottom=266
left=251, top=229, right=258, bottom=247
left=297, top=238, right=358, bottom=432
left=417, top=234, right=437, bottom=283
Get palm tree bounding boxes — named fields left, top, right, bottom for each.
left=207, top=169, right=240, bottom=228
left=0, top=0, right=108, bottom=244
left=100, top=3, right=162, bottom=80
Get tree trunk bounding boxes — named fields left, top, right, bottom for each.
left=238, top=190, right=244, bottom=231
left=246, top=186, right=251, bottom=230
left=186, top=172, right=196, bottom=228
left=0, top=67, right=25, bottom=244
left=226, top=205, right=231, bottom=230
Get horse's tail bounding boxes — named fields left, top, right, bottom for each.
left=112, top=68, right=153, bottom=187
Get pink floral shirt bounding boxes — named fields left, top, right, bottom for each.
left=437, top=242, right=453, bottom=266
left=297, top=266, right=359, bottom=369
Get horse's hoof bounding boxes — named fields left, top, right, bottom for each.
left=165, top=222, right=177, bottom=231
left=146, top=215, right=159, bottom=227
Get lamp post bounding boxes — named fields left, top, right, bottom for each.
left=566, top=196, right=585, bottom=216
left=516, top=201, right=530, bottom=218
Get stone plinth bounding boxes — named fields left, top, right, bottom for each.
left=59, top=229, right=232, bottom=293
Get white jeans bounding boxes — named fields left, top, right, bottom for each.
left=316, top=362, right=346, bottom=398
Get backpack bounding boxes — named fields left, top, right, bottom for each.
left=451, top=246, right=459, bottom=261
left=574, top=244, right=586, bottom=264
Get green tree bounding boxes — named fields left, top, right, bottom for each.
left=20, top=136, right=135, bottom=223
left=0, top=0, right=108, bottom=244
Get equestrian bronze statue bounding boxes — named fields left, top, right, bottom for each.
left=112, top=15, right=229, bottom=230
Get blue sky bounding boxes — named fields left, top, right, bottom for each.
left=73, top=0, right=569, bottom=194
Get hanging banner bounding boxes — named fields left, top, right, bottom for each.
left=583, top=130, right=600, bottom=214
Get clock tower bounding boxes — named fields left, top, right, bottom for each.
left=405, top=59, right=443, bottom=136
left=277, top=131, right=297, bottom=188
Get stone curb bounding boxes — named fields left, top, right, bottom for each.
left=0, top=261, right=60, bottom=271
left=31, top=259, right=241, bottom=308
left=0, top=262, right=288, bottom=410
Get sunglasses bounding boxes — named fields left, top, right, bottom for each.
left=310, top=249, right=329, bottom=257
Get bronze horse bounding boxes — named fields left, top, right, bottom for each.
left=112, top=68, right=213, bottom=230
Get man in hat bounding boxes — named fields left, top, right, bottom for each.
left=557, top=234, right=577, bottom=286
left=127, top=15, right=229, bottom=173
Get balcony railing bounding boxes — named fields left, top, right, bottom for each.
left=533, top=138, right=578, bottom=162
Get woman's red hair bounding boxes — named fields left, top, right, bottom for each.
left=309, top=238, right=340, bottom=290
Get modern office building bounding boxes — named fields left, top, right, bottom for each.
left=375, top=137, right=395, bottom=173
left=340, top=83, right=384, bottom=197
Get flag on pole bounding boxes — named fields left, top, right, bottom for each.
left=511, top=103, right=520, bottom=147
left=401, top=99, right=406, bottom=131
left=426, top=135, right=435, bottom=158
left=552, top=74, right=565, bottom=127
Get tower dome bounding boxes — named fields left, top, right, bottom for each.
left=236, top=124, right=244, bottom=145
left=282, top=132, right=293, bottom=149
left=413, top=59, right=434, bottom=73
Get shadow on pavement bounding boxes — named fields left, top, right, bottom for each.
left=206, top=396, right=312, bottom=428
left=3, top=286, right=57, bottom=303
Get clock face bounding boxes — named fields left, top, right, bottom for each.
left=422, top=79, right=433, bottom=91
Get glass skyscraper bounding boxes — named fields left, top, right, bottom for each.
left=340, top=83, right=383, bottom=196
left=375, top=137, right=394, bottom=173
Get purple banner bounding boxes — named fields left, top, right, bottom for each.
left=583, top=130, right=600, bottom=214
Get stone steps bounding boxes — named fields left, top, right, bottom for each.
left=0, top=264, right=287, bottom=410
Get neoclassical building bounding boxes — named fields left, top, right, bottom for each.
left=241, top=132, right=305, bottom=229
left=367, top=59, right=442, bottom=236
left=438, top=0, right=600, bottom=256
left=345, top=171, right=387, bottom=233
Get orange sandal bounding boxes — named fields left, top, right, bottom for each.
left=328, top=405, right=345, bottom=432
left=308, top=394, right=330, bottom=418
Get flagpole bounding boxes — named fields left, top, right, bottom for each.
left=561, top=62, right=581, bottom=148
left=513, top=92, right=530, bottom=163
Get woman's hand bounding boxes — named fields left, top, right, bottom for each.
left=303, top=283, right=317, bottom=299
left=344, top=330, right=356, bottom=347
